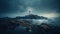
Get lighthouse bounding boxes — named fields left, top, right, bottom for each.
left=29, top=10, right=32, bottom=15
left=27, top=7, right=32, bottom=15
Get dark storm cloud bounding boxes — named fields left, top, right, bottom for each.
left=0, top=0, right=18, bottom=13
left=0, top=0, right=60, bottom=17
left=31, top=0, right=60, bottom=13
left=0, top=0, right=26, bottom=13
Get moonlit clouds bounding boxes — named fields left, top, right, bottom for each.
left=0, top=0, right=59, bottom=18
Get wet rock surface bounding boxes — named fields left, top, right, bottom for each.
left=0, top=18, right=60, bottom=34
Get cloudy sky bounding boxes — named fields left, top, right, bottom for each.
left=0, top=0, right=60, bottom=18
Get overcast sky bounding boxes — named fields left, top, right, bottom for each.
left=0, top=0, right=60, bottom=18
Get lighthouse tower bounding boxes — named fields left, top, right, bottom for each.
left=28, top=8, right=32, bottom=15
left=29, top=10, right=32, bottom=15
left=27, top=7, right=33, bottom=15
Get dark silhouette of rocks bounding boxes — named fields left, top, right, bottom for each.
left=0, top=14, right=60, bottom=34
left=16, top=14, right=48, bottom=19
